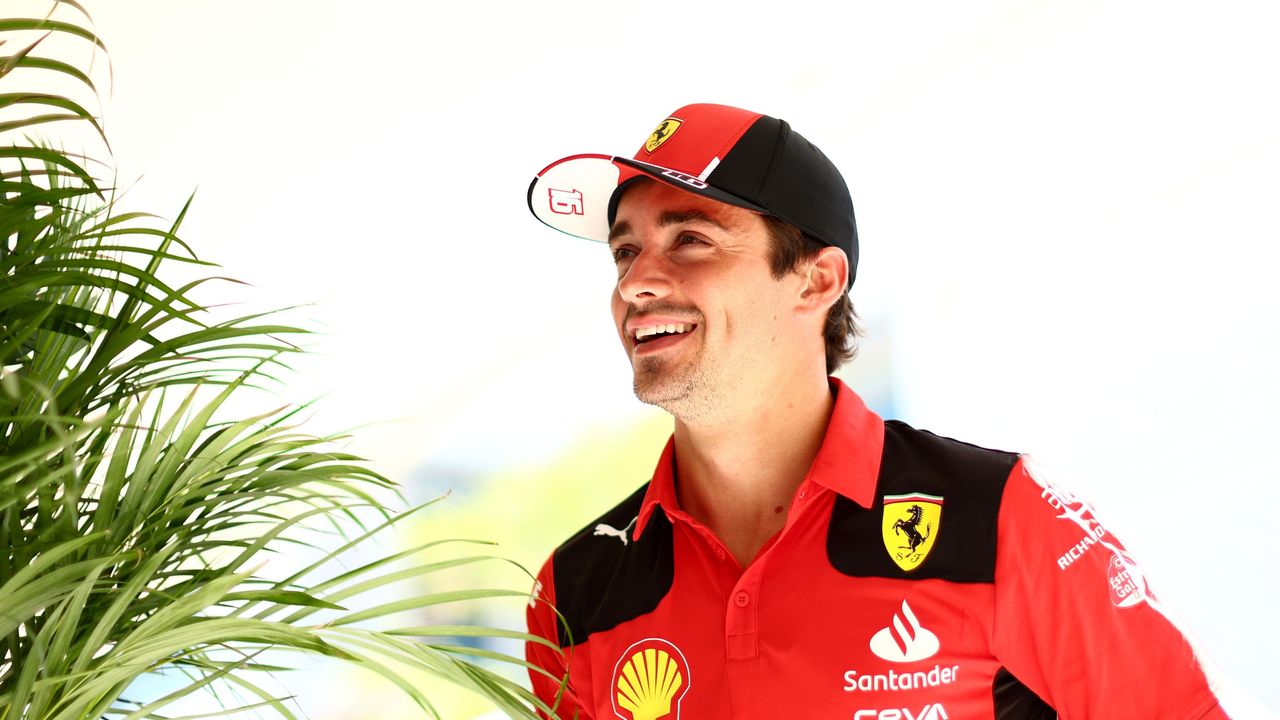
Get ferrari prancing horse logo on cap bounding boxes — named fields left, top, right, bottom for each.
left=644, top=117, right=683, bottom=154
left=882, top=493, right=943, bottom=572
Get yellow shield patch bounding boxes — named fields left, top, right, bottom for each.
left=644, top=117, right=683, bottom=154
left=882, top=493, right=943, bottom=572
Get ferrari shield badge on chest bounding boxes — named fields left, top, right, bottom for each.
left=882, top=493, right=943, bottom=571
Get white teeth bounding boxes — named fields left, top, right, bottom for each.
left=634, top=323, right=692, bottom=340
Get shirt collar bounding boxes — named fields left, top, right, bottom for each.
left=633, top=377, right=885, bottom=541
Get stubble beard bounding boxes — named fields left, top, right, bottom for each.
left=631, top=350, right=717, bottom=424
left=621, top=301, right=715, bottom=422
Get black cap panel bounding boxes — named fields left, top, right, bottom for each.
left=711, top=117, right=859, bottom=287
left=708, top=115, right=784, bottom=203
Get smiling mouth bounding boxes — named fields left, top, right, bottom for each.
left=633, top=323, right=697, bottom=344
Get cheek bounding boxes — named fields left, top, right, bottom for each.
left=735, top=291, right=787, bottom=342
left=610, top=291, right=627, bottom=333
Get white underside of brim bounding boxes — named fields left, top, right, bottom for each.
left=529, top=154, right=619, bottom=243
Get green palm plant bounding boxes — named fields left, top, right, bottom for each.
left=0, top=4, right=561, bottom=718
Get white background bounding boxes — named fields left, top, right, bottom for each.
left=31, top=0, right=1280, bottom=715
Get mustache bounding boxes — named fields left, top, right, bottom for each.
left=624, top=301, right=704, bottom=325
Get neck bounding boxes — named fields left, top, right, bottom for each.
left=671, top=372, right=836, bottom=567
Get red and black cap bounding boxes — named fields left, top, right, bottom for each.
left=527, top=103, right=859, bottom=287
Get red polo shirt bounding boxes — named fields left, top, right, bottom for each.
left=526, top=379, right=1224, bottom=719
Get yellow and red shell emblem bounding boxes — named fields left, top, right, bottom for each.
left=610, top=638, right=691, bottom=720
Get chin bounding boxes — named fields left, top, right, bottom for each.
left=631, top=369, right=716, bottom=423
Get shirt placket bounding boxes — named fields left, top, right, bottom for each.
left=660, top=480, right=826, bottom=716
left=725, top=562, right=762, bottom=660
left=666, top=507, right=762, bottom=657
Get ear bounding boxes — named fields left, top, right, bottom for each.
left=798, top=246, right=848, bottom=315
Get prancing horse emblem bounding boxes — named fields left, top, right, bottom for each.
left=881, top=493, right=944, bottom=572
left=644, top=117, right=683, bottom=153
left=894, top=504, right=931, bottom=553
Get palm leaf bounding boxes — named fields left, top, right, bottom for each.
left=0, top=4, right=549, bottom=719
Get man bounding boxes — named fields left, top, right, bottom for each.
left=523, top=103, right=1224, bottom=719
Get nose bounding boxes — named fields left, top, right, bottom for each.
left=616, top=247, right=673, bottom=304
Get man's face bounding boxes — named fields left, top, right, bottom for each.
left=608, top=179, right=802, bottom=421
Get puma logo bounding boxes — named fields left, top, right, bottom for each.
left=594, top=516, right=638, bottom=546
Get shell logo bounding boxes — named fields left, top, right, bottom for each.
left=610, top=638, right=691, bottom=720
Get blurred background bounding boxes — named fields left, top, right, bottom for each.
left=34, top=0, right=1279, bottom=716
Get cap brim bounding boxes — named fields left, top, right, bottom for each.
left=611, top=157, right=769, bottom=218
left=527, top=153, right=618, bottom=242
left=528, top=154, right=768, bottom=243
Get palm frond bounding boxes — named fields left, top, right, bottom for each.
left=0, top=4, right=550, bottom=719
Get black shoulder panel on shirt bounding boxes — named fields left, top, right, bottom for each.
left=551, top=482, right=675, bottom=648
left=992, top=666, right=1057, bottom=719
left=827, top=419, right=1019, bottom=582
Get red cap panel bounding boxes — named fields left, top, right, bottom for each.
left=633, top=104, right=764, bottom=182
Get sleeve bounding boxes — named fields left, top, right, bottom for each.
left=526, top=553, right=594, bottom=719
left=991, top=456, right=1227, bottom=719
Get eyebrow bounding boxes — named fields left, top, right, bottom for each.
left=607, top=209, right=730, bottom=243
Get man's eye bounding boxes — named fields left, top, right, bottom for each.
left=611, top=247, right=636, bottom=262
left=676, top=234, right=707, bottom=247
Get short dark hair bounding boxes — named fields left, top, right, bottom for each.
left=761, top=215, right=862, bottom=373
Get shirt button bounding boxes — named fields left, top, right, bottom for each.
left=734, top=591, right=750, bottom=607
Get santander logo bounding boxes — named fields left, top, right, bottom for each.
left=869, top=600, right=940, bottom=663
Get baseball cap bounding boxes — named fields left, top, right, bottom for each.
left=527, top=103, right=859, bottom=287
